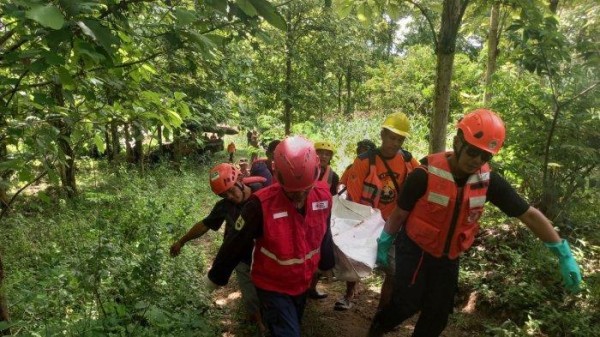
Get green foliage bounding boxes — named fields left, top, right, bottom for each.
left=1, top=162, right=224, bottom=335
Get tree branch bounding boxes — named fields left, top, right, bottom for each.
left=405, top=0, right=439, bottom=49
left=0, top=169, right=48, bottom=221
left=558, top=82, right=600, bottom=108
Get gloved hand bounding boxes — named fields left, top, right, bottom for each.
left=202, top=274, right=219, bottom=293
left=544, top=239, right=582, bottom=293
left=376, top=231, right=394, bottom=268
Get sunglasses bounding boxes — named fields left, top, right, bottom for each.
left=465, top=145, right=493, bottom=162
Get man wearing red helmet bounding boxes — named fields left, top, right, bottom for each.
left=368, top=109, right=583, bottom=337
left=170, top=163, right=268, bottom=335
left=205, top=136, right=335, bottom=337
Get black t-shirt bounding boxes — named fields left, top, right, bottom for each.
left=208, top=192, right=335, bottom=286
left=397, top=158, right=529, bottom=217
left=201, top=183, right=262, bottom=264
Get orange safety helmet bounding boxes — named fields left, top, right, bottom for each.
left=457, top=109, right=506, bottom=155
left=209, top=163, right=240, bottom=195
left=274, top=136, right=320, bottom=192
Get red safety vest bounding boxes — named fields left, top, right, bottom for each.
left=251, top=182, right=331, bottom=295
left=405, top=152, right=490, bottom=259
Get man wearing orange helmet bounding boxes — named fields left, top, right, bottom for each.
left=169, top=163, right=268, bottom=335
left=205, top=136, right=335, bottom=337
left=367, top=109, right=582, bottom=337
left=339, top=112, right=420, bottom=311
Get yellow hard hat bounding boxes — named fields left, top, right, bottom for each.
left=314, top=141, right=335, bottom=155
left=382, top=112, right=410, bottom=137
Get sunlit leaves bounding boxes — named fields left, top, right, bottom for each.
left=250, top=0, right=287, bottom=31
left=25, top=5, right=65, bottom=30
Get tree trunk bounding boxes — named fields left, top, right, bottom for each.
left=124, top=123, right=134, bottom=163
left=157, top=125, right=163, bottom=147
left=337, top=74, right=343, bottom=114
left=430, top=0, right=470, bottom=153
left=284, top=28, right=293, bottom=135
left=104, top=126, right=112, bottom=157
left=344, top=65, right=352, bottom=115
left=483, top=1, right=500, bottom=106
left=132, top=122, right=144, bottom=164
left=50, top=84, right=77, bottom=197
left=549, top=0, right=559, bottom=13
left=0, top=254, right=10, bottom=335
left=109, top=121, right=120, bottom=161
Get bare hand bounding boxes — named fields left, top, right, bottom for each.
left=170, top=241, right=183, bottom=257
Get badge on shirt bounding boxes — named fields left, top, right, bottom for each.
left=235, top=217, right=245, bottom=230
left=273, top=211, right=288, bottom=219
left=312, top=200, right=329, bottom=210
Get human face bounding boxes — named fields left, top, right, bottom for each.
left=380, top=129, right=406, bottom=157
left=316, top=149, right=333, bottom=168
left=453, top=138, right=492, bottom=175
left=283, top=187, right=312, bottom=209
left=218, top=185, right=245, bottom=204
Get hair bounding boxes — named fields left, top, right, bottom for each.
left=357, top=139, right=376, bottom=151
left=266, top=140, right=281, bottom=154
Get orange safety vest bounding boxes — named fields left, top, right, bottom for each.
left=251, top=182, right=331, bottom=295
left=405, top=152, right=490, bottom=259
left=359, top=150, right=415, bottom=213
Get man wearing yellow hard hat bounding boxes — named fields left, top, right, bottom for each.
left=340, top=112, right=420, bottom=311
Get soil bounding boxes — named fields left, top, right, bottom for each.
left=212, top=274, right=479, bottom=337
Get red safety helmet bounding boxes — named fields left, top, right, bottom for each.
left=457, top=109, right=506, bottom=155
left=209, top=163, right=240, bottom=195
left=274, top=136, right=320, bottom=192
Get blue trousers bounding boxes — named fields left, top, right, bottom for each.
left=256, top=288, right=308, bottom=337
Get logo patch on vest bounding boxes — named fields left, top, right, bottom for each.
left=273, top=211, right=288, bottom=219
left=235, top=217, right=245, bottom=230
left=312, top=200, right=329, bottom=210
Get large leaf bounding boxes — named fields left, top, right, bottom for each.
left=236, top=0, right=258, bottom=17
left=249, top=0, right=287, bottom=31
left=174, top=8, right=196, bottom=26
left=93, top=133, right=106, bottom=153
left=25, top=5, right=65, bottom=30
left=205, top=0, right=228, bottom=13
left=77, top=19, right=119, bottom=54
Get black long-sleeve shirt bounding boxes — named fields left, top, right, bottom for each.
left=397, top=158, right=530, bottom=217
left=208, top=194, right=335, bottom=286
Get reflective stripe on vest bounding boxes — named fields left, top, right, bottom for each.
left=405, top=152, right=490, bottom=259
left=251, top=182, right=331, bottom=296
left=259, top=247, right=320, bottom=266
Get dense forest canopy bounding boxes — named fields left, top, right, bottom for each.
left=0, top=0, right=598, bottom=335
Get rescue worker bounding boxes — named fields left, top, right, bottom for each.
left=340, top=139, right=377, bottom=187
left=307, top=141, right=340, bottom=300
left=238, top=158, right=250, bottom=178
left=205, top=136, right=335, bottom=337
left=250, top=139, right=280, bottom=185
left=227, top=141, right=236, bottom=162
left=169, top=163, right=267, bottom=335
left=339, top=112, right=420, bottom=311
left=368, top=109, right=583, bottom=337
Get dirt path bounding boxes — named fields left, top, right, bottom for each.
left=212, top=274, right=476, bottom=337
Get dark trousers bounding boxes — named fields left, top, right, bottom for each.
left=257, top=288, right=308, bottom=337
left=369, top=231, right=459, bottom=337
